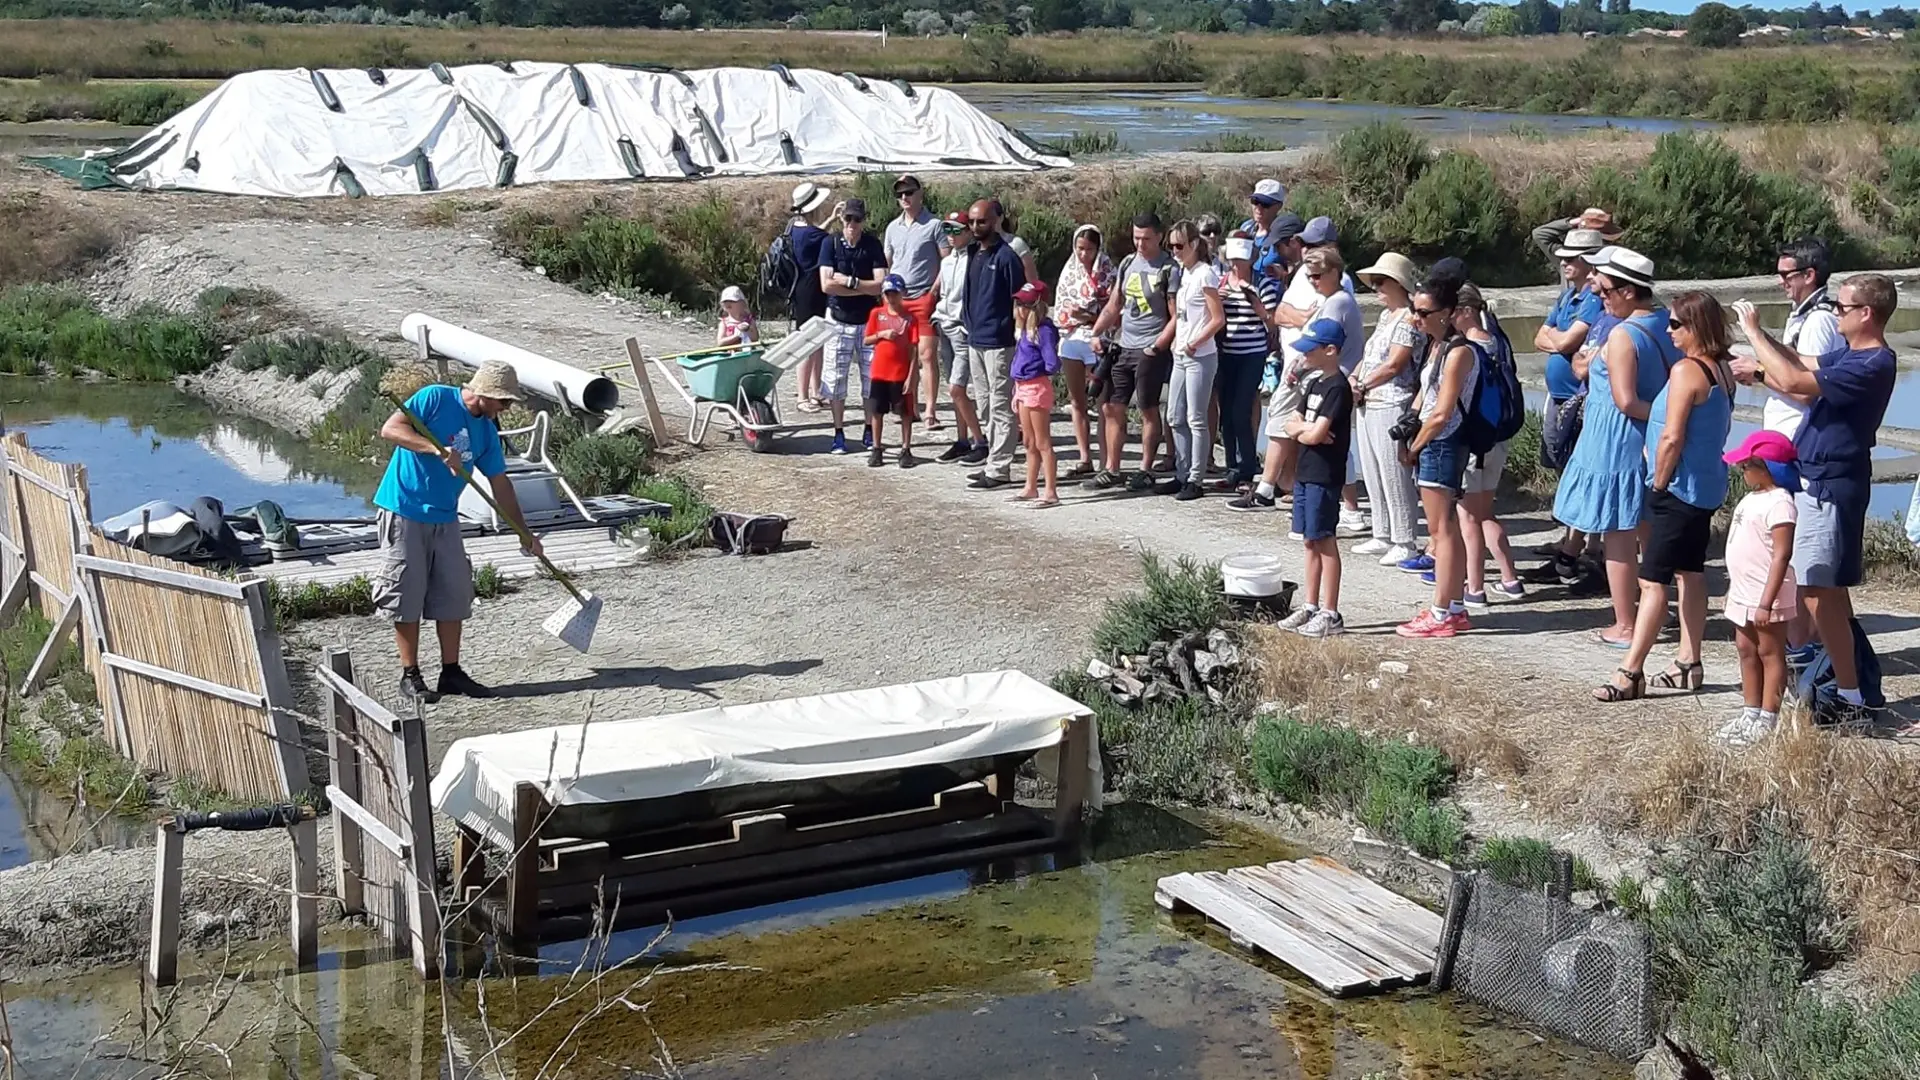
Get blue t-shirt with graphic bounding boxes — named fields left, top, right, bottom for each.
left=374, top=384, right=506, bottom=524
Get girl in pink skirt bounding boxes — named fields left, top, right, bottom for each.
left=1010, top=282, right=1061, bottom=507
left=1717, top=429, right=1800, bottom=746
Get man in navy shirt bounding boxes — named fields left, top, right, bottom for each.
left=1735, top=274, right=1900, bottom=723
left=960, top=199, right=1028, bottom=489
left=819, top=197, right=889, bottom=454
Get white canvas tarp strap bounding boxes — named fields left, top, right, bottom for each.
left=428, top=670, right=1099, bottom=850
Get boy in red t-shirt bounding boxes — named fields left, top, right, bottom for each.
left=863, top=274, right=920, bottom=468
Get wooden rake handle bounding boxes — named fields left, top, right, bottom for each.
left=391, top=399, right=589, bottom=605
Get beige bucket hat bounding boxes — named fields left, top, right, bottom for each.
left=469, top=361, right=523, bottom=402
left=1357, top=252, right=1417, bottom=292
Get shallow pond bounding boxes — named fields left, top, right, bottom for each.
left=6, top=805, right=1631, bottom=1080
left=3, top=377, right=379, bottom=523
left=956, top=83, right=1715, bottom=154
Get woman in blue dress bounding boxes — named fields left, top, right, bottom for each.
left=1551, top=247, right=1677, bottom=647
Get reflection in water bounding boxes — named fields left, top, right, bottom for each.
left=1, top=377, right=380, bottom=522
left=10, top=807, right=1628, bottom=1080
left=0, top=766, right=149, bottom=871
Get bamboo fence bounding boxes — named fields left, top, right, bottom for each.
left=1, top=433, right=304, bottom=801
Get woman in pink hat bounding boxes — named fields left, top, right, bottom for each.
left=1716, top=429, right=1800, bottom=746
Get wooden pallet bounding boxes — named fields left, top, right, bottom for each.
left=1155, top=856, right=1444, bottom=997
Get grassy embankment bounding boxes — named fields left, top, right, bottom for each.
left=1058, top=554, right=1920, bottom=1076
left=0, top=22, right=1914, bottom=124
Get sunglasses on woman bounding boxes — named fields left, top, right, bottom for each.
left=1169, top=241, right=1187, bottom=251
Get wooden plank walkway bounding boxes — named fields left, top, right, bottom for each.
left=252, top=526, right=642, bottom=587
left=1154, top=855, right=1444, bottom=997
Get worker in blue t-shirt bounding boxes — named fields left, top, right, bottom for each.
left=374, top=362, right=541, bottom=705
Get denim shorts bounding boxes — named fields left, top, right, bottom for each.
left=1416, top=434, right=1466, bottom=495
left=1292, top=481, right=1341, bottom=542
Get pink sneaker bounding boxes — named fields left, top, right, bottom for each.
left=1396, top=609, right=1456, bottom=639
left=1445, top=610, right=1472, bottom=634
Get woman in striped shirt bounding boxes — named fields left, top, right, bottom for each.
left=1214, top=233, right=1283, bottom=491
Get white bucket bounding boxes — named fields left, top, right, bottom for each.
left=1221, top=553, right=1287, bottom=598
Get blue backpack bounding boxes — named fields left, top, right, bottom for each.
left=1460, top=313, right=1525, bottom=465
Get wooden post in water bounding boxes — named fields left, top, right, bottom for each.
left=148, top=824, right=184, bottom=987
left=291, top=815, right=320, bottom=971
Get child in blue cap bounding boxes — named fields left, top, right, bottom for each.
left=1276, top=317, right=1354, bottom=638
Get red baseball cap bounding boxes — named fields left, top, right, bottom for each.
left=1722, top=428, right=1797, bottom=465
left=1015, top=282, right=1049, bottom=305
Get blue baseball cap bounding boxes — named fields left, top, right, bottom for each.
left=881, top=273, right=907, bottom=293
left=1290, top=318, right=1347, bottom=355
left=1301, top=216, right=1338, bottom=246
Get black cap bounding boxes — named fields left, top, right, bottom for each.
left=892, top=173, right=921, bottom=194
left=842, top=197, right=867, bottom=219
left=1269, top=212, right=1306, bottom=242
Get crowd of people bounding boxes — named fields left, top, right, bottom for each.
left=762, top=175, right=1904, bottom=741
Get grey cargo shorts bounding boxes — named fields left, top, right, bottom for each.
left=373, top=510, right=474, bottom=624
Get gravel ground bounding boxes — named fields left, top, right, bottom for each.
left=4, top=208, right=1916, bottom=978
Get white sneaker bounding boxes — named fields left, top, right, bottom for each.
left=1716, top=709, right=1776, bottom=747
left=1353, top=538, right=1391, bottom=556
left=1379, top=543, right=1414, bottom=567
left=1276, top=605, right=1318, bottom=631
left=1337, top=510, right=1369, bottom=536
left=1296, top=609, right=1346, bottom=638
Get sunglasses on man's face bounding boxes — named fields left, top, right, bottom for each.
left=1834, top=300, right=1868, bottom=316
left=844, top=215, right=865, bottom=224
left=1777, top=266, right=1810, bottom=279
left=897, top=189, right=919, bottom=199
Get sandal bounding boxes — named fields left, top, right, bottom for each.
left=1651, top=661, right=1704, bottom=693
left=1592, top=668, right=1645, bottom=703
left=1065, top=461, right=1094, bottom=478
left=1030, top=496, right=1060, bottom=509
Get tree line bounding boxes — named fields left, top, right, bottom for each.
left=5, top=0, right=1919, bottom=35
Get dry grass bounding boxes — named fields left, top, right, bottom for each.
left=1634, top=712, right=1920, bottom=990
left=0, top=189, right=116, bottom=289
left=1249, top=626, right=1920, bottom=988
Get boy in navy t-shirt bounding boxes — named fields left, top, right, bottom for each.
left=1277, top=318, right=1354, bottom=639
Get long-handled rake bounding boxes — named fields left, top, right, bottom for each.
left=394, top=401, right=601, bottom=653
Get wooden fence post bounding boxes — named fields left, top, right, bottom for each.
left=242, top=579, right=310, bottom=801
left=291, top=815, right=319, bottom=971
left=149, top=824, right=183, bottom=987
left=393, top=699, right=442, bottom=979
left=325, top=649, right=366, bottom=916
left=507, top=782, right=543, bottom=947
left=624, top=337, right=671, bottom=445
left=1052, top=714, right=1091, bottom=840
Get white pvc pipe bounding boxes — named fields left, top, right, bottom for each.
left=399, top=314, right=620, bottom=415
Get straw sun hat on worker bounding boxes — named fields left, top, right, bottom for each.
left=469, top=361, right=523, bottom=402
left=1357, top=252, right=1417, bottom=292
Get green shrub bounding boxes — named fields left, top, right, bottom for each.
left=0, top=286, right=215, bottom=379
left=1041, top=128, right=1125, bottom=156
left=1091, top=552, right=1227, bottom=658
left=1051, top=670, right=1250, bottom=804
left=1617, top=133, right=1838, bottom=279
left=555, top=431, right=653, bottom=497
left=268, top=575, right=376, bottom=626
left=1471, top=836, right=1603, bottom=892
left=631, top=474, right=713, bottom=551
left=472, top=562, right=508, bottom=600
left=1098, top=176, right=1174, bottom=263
left=1189, top=133, right=1286, bottom=154
left=1250, top=714, right=1463, bottom=859
left=95, top=83, right=194, bottom=126
left=1333, top=120, right=1431, bottom=208
left=1862, top=516, right=1920, bottom=584
left=664, top=194, right=761, bottom=309
left=1384, top=150, right=1514, bottom=271
left=230, top=334, right=378, bottom=380
left=1502, top=411, right=1550, bottom=493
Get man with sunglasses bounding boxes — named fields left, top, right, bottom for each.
left=1731, top=237, right=1842, bottom=443
left=960, top=199, right=1029, bottom=489
left=820, top=197, right=889, bottom=454
left=884, top=174, right=946, bottom=432
left=1733, top=274, right=1900, bottom=727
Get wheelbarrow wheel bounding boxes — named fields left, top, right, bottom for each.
left=742, top=396, right=777, bottom=453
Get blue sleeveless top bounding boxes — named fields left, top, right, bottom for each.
left=1647, top=355, right=1733, bottom=511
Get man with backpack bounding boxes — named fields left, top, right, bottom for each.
left=763, top=182, right=837, bottom=413
left=1088, top=212, right=1182, bottom=491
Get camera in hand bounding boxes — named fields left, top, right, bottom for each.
left=1388, top=412, right=1422, bottom=444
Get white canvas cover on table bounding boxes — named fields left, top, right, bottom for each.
left=429, top=670, right=1100, bottom=851
left=104, top=63, right=1068, bottom=198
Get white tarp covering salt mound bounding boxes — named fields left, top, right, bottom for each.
left=107, top=62, right=1068, bottom=198
left=429, top=670, right=1100, bottom=851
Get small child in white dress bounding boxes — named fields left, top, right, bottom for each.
left=1716, top=430, right=1800, bottom=747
